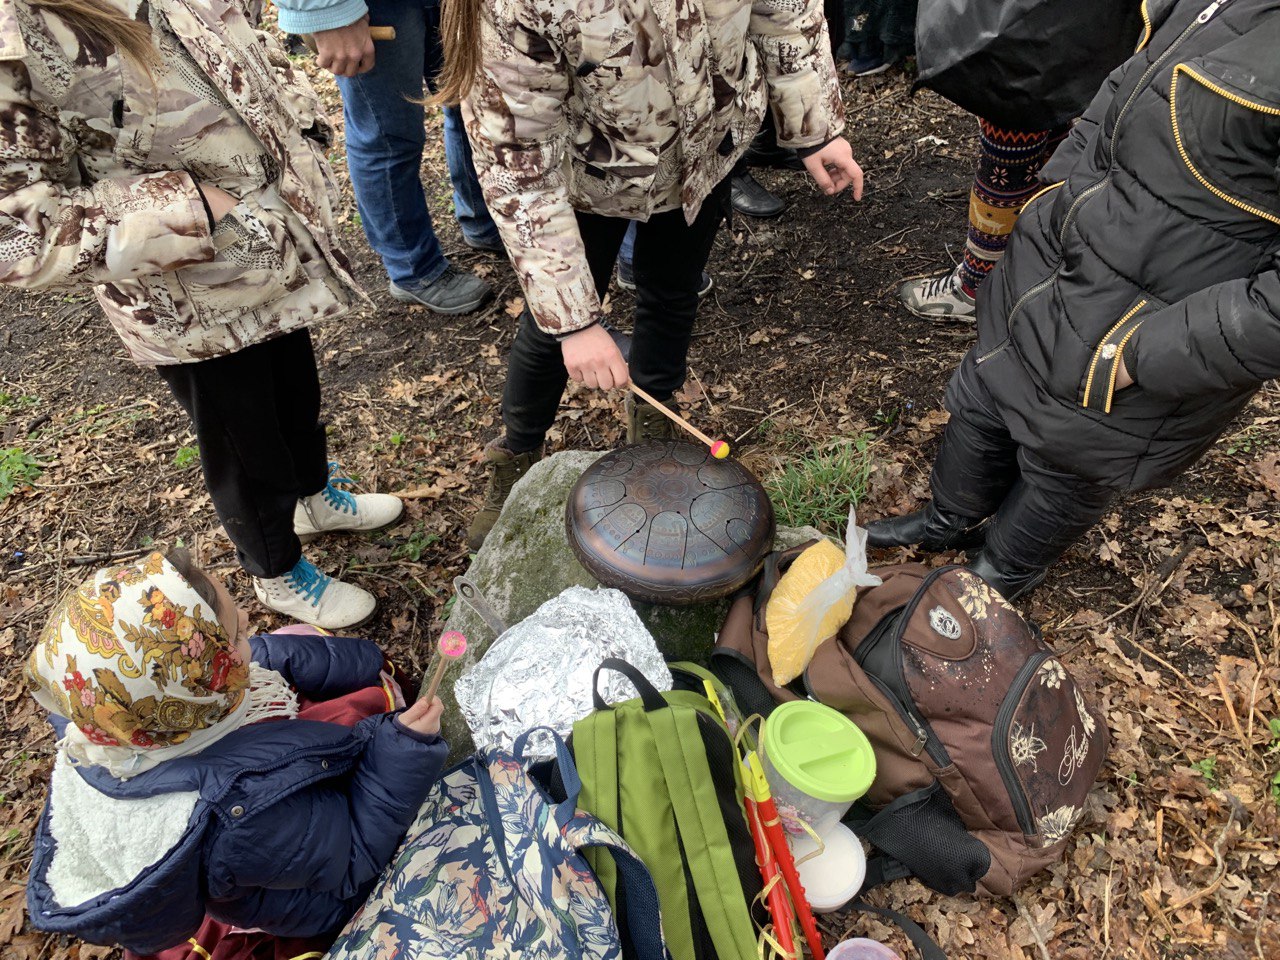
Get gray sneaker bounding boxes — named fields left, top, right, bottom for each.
left=898, top=266, right=976, bottom=321
left=390, top=266, right=492, bottom=315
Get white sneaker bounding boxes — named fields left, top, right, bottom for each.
left=295, top=463, right=404, bottom=541
left=253, top=558, right=377, bottom=630
left=898, top=266, right=977, bottom=321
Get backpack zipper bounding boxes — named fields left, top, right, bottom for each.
left=975, top=0, right=1228, bottom=367
left=850, top=567, right=956, bottom=768
left=992, top=651, right=1053, bottom=836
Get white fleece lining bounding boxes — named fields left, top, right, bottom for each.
left=46, top=753, right=199, bottom=908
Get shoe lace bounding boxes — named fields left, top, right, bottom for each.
left=920, top=268, right=962, bottom=300
left=320, top=461, right=357, bottom=514
left=284, top=558, right=331, bottom=606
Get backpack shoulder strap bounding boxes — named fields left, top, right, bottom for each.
left=643, top=703, right=758, bottom=960
left=572, top=707, right=621, bottom=905
left=848, top=900, right=949, bottom=960
left=566, top=816, right=669, bottom=960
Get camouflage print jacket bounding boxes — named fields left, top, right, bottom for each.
left=463, top=0, right=845, bottom=335
left=0, top=0, right=363, bottom=366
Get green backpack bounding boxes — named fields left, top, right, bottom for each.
left=572, top=658, right=762, bottom=960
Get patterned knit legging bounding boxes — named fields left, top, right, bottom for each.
left=960, top=120, right=1071, bottom=298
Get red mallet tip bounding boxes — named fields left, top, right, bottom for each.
left=710, top=440, right=730, bottom=460
left=438, top=631, right=468, bottom=658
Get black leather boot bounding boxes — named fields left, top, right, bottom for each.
left=965, top=553, right=1048, bottom=601
left=864, top=501, right=986, bottom=552
left=730, top=172, right=786, bottom=218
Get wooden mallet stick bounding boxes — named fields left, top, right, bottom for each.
left=629, top=383, right=730, bottom=459
left=301, top=26, right=396, bottom=55
left=423, top=630, right=467, bottom=702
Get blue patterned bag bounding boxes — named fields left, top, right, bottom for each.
left=325, top=729, right=667, bottom=960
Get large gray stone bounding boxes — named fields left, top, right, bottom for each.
left=434, top=450, right=820, bottom=755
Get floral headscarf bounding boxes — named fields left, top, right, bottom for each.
left=26, top=552, right=267, bottom=778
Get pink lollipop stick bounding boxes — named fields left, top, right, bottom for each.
left=423, top=631, right=467, bottom=702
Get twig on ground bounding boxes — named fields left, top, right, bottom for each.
left=1014, top=896, right=1052, bottom=960
left=1214, top=670, right=1248, bottom=748
left=1166, top=797, right=1243, bottom=912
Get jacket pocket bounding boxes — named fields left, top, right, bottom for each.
left=167, top=190, right=304, bottom=320
left=571, top=63, right=666, bottom=191
left=1170, top=61, right=1280, bottom=229
left=1080, top=295, right=1164, bottom=414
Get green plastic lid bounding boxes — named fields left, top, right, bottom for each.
left=761, top=701, right=876, bottom=803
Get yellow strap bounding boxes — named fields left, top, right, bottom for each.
left=187, top=939, right=212, bottom=960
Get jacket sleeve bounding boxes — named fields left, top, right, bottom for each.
left=206, top=714, right=448, bottom=934
left=1125, top=256, right=1280, bottom=398
left=749, top=0, right=845, bottom=149
left=249, top=632, right=386, bottom=698
left=463, top=9, right=600, bottom=336
left=0, top=62, right=216, bottom=290
left=272, top=0, right=369, bottom=37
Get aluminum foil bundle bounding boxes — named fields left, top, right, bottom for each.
left=455, top=585, right=673, bottom=757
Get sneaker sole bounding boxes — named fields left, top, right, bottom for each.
left=848, top=62, right=892, bottom=77
left=251, top=589, right=380, bottom=631
left=296, top=501, right=407, bottom=543
left=899, top=299, right=977, bottom=322
left=389, top=286, right=493, bottom=315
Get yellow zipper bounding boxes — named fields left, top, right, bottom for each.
left=1020, top=180, right=1064, bottom=214
left=1170, top=65, right=1280, bottom=227
left=1082, top=300, right=1147, bottom=408
left=1103, top=321, right=1146, bottom=413
left=1136, top=0, right=1152, bottom=51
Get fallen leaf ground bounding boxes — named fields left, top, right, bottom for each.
left=0, top=53, right=1277, bottom=960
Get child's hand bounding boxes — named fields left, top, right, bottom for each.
left=1115, top=356, right=1134, bottom=391
left=802, top=138, right=864, bottom=199
left=561, top=324, right=630, bottom=390
left=398, top=696, right=443, bottom=737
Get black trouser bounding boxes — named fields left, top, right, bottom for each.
left=502, top=178, right=731, bottom=453
left=934, top=355, right=1115, bottom=572
left=156, top=330, right=329, bottom=579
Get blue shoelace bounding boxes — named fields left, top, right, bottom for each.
left=284, top=558, right=331, bottom=606
left=321, top=461, right=358, bottom=515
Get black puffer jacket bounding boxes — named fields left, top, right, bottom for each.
left=972, top=0, right=1280, bottom=491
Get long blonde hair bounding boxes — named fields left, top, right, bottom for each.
left=31, top=0, right=156, bottom=67
left=433, top=0, right=484, bottom=106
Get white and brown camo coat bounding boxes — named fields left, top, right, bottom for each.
left=464, top=0, right=845, bottom=335
left=0, top=0, right=363, bottom=366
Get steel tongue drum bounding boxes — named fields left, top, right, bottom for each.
left=566, top=440, right=775, bottom=605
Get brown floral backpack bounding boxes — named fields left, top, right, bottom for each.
left=714, top=545, right=1109, bottom=898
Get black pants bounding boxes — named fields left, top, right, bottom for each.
left=157, top=330, right=329, bottom=579
left=502, top=178, right=730, bottom=453
left=934, top=355, right=1115, bottom=572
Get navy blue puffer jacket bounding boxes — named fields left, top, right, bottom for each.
left=26, top=632, right=447, bottom=953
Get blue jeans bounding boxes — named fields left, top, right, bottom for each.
left=618, top=222, right=637, bottom=270
left=336, top=0, right=499, bottom=287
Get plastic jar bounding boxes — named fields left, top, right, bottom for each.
left=790, top=821, right=866, bottom=913
left=826, top=939, right=904, bottom=960
left=759, top=700, right=876, bottom=837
